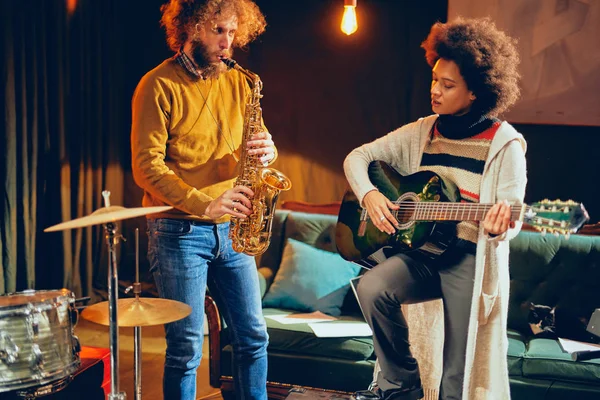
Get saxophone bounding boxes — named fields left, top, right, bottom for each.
left=222, top=58, right=292, bottom=256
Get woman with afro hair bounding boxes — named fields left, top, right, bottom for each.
left=345, top=17, right=526, bottom=400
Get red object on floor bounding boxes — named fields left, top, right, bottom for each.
left=79, top=346, right=112, bottom=397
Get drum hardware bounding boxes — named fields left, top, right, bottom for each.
left=0, top=333, right=19, bottom=364
left=127, top=228, right=144, bottom=400
left=29, top=344, right=43, bottom=370
left=132, top=227, right=142, bottom=400
left=15, top=375, right=73, bottom=400
left=73, top=297, right=92, bottom=317
left=94, top=191, right=126, bottom=400
left=43, top=191, right=174, bottom=399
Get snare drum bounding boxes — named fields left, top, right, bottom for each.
left=0, top=289, right=81, bottom=393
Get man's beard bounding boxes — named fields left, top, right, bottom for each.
left=190, top=40, right=230, bottom=79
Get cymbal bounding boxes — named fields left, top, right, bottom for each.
left=44, top=205, right=173, bottom=232
left=81, top=297, right=192, bottom=327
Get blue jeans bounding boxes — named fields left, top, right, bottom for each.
left=147, top=218, right=269, bottom=400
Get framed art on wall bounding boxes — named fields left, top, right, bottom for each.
left=448, top=0, right=600, bottom=126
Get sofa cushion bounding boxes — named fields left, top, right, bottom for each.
left=283, top=212, right=339, bottom=253
left=508, top=231, right=600, bottom=338
left=262, top=238, right=361, bottom=316
left=262, top=308, right=374, bottom=361
left=522, top=338, right=600, bottom=384
left=507, top=329, right=527, bottom=377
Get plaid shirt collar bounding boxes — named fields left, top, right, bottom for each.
left=175, top=49, right=203, bottom=79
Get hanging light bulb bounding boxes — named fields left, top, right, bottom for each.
left=341, top=0, right=358, bottom=36
left=67, top=0, right=78, bottom=15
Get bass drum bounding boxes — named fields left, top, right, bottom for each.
left=0, top=289, right=81, bottom=394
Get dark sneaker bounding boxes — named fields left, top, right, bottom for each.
left=351, top=383, right=424, bottom=400
left=350, top=389, right=381, bottom=400
left=386, top=383, right=424, bottom=400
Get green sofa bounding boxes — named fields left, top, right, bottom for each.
left=205, top=209, right=600, bottom=399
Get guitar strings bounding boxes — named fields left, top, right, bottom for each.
left=386, top=203, right=520, bottom=217
left=385, top=205, right=563, bottom=226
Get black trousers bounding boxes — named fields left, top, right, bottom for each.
left=356, top=247, right=476, bottom=400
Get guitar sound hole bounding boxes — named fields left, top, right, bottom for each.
left=396, top=200, right=415, bottom=224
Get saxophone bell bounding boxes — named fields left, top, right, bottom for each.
left=261, top=168, right=292, bottom=192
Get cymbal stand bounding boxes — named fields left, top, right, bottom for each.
left=102, top=190, right=127, bottom=400
left=124, top=228, right=143, bottom=400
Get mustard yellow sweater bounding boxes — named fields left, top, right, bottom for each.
left=131, top=58, right=261, bottom=223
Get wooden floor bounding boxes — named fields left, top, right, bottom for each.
left=75, top=318, right=224, bottom=400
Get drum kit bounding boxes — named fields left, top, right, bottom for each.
left=0, top=191, right=192, bottom=400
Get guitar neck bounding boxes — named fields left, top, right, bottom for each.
left=393, top=202, right=526, bottom=222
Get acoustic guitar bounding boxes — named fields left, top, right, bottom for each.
left=335, top=161, right=589, bottom=267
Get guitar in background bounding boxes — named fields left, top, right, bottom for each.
left=335, top=161, right=589, bottom=268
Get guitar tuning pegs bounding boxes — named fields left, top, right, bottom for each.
left=565, top=232, right=571, bottom=240
left=541, top=229, right=547, bottom=237
left=553, top=231, right=560, bottom=237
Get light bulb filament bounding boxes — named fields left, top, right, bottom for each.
left=341, top=5, right=358, bottom=35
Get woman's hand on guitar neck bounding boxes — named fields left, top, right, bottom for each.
left=363, top=190, right=400, bottom=235
left=483, top=200, right=515, bottom=237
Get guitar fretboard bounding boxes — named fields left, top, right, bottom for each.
left=392, top=202, right=525, bottom=222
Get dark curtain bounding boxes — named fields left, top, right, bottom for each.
left=1, top=0, right=128, bottom=296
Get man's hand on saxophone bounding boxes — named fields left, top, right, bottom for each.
left=204, top=186, right=254, bottom=220
left=247, top=131, right=276, bottom=166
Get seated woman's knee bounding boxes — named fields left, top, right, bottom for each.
left=357, top=272, right=394, bottom=303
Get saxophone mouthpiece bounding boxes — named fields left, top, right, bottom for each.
left=221, top=57, right=237, bottom=69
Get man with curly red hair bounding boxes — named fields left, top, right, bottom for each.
left=131, top=1, right=275, bottom=399
left=345, top=17, right=526, bottom=400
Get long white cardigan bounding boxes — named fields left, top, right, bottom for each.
left=344, top=115, right=528, bottom=400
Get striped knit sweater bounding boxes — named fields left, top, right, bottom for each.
left=419, top=114, right=500, bottom=244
